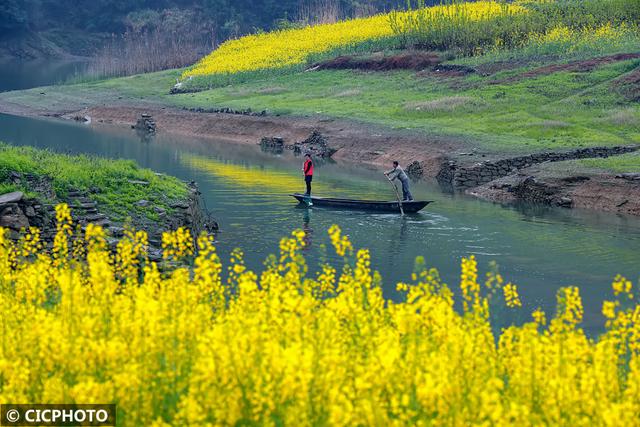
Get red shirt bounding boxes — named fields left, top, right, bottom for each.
left=304, top=159, right=314, bottom=176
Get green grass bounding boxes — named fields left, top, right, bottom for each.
left=0, top=143, right=189, bottom=221
left=577, top=151, right=640, bottom=172
left=167, top=54, right=640, bottom=153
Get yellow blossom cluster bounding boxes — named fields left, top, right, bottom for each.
left=182, top=1, right=524, bottom=80
left=527, top=22, right=633, bottom=52
left=162, top=227, right=194, bottom=260
left=1, top=205, right=639, bottom=426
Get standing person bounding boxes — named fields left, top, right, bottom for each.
left=302, top=153, right=314, bottom=197
left=385, top=161, right=413, bottom=201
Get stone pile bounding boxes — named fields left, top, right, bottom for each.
left=133, top=114, right=156, bottom=134
left=260, top=137, right=285, bottom=154
left=185, top=107, right=268, bottom=117
left=296, top=130, right=336, bottom=158
left=259, top=131, right=337, bottom=158
left=616, top=173, right=640, bottom=181
left=406, top=161, right=424, bottom=181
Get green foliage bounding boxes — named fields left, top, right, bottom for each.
left=0, top=0, right=28, bottom=33
left=389, top=0, right=640, bottom=54
left=578, top=151, right=640, bottom=173
left=0, top=143, right=188, bottom=221
left=0, top=0, right=411, bottom=42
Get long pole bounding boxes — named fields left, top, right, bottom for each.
left=386, top=175, right=405, bottom=216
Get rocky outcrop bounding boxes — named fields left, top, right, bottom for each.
left=468, top=171, right=640, bottom=215
left=406, top=161, right=424, bottom=181
left=439, top=145, right=640, bottom=189
left=259, top=130, right=337, bottom=158
left=0, top=191, right=51, bottom=239
left=132, top=113, right=156, bottom=135
left=260, top=137, right=286, bottom=154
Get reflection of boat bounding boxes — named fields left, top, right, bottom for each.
left=291, top=194, right=432, bottom=213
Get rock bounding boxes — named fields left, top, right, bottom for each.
left=0, top=191, right=24, bottom=205
left=616, top=173, right=640, bottom=181
left=110, top=227, right=125, bottom=238
left=406, top=161, right=424, bottom=181
left=24, top=206, right=36, bottom=217
left=260, top=137, right=285, bottom=154
left=85, top=213, right=107, bottom=222
left=297, top=130, right=336, bottom=158
left=557, top=197, right=573, bottom=208
left=170, top=201, right=190, bottom=209
left=128, top=180, right=150, bottom=186
left=0, top=210, right=30, bottom=230
left=135, top=199, right=150, bottom=207
left=133, top=114, right=156, bottom=135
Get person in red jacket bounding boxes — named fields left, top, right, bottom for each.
left=302, top=153, right=314, bottom=196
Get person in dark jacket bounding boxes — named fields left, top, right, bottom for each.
left=385, top=161, right=413, bottom=201
left=302, top=153, right=314, bottom=196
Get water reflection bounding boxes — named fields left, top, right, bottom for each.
left=0, top=60, right=89, bottom=92
left=0, top=113, right=638, bottom=334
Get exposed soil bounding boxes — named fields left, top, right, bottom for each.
left=469, top=168, right=640, bottom=216
left=312, top=52, right=442, bottom=71
left=79, top=105, right=459, bottom=175
left=613, top=66, right=640, bottom=101
left=415, top=64, right=477, bottom=78
left=491, top=52, right=640, bottom=84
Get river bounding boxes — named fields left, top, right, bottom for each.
left=0, top=112, right=639, bottom=333
left=0, top=60, right=89, bottom=92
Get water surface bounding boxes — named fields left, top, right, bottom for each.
left=0, top=60, right=88, bottom=92
left=0, top=113, right=639, bottom=334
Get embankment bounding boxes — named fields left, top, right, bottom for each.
left=0, top=144, right=217, bottom=256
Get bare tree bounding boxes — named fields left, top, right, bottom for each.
left=85, top=8, right=215, bottom=79
left=298, top=0, right=343, bottom=25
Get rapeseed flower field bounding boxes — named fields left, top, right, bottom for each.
left=1, top=205, right=639, bottom=425
left=181, top=1, right=524, bottom=83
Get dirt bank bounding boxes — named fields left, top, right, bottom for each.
left=72, top=105, right=461, bottom=175
left=469, top=169, right=640, bottom=216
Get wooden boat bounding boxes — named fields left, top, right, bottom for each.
left=291, top=193, right=432, bottom=213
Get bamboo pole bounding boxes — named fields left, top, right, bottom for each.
left=386, top=175, right=405, bottom=216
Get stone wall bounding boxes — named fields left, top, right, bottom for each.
left=437, top=145, right=640, bottom=189
left=0, top=179, right=217, bottom=261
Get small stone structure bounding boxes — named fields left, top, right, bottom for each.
left=259, top=131, right=336, bottom=158
left=406, top=161, right=424, bottom=181
left=185, top=107, right=268, bottom=117
left=133, top=113, right=156, bottom=135
left=260, top=137, right=285, bottom=154
left=0, top=191, right=50, bottom=239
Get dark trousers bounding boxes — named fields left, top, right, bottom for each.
left=400, top=177, right=413, bottom=201
left=305, top=175, right=313, bottom=195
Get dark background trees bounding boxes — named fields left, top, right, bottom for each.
left=0, top=0, right=449, bottom=61
left=0, top=0, right=418, bottom=38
